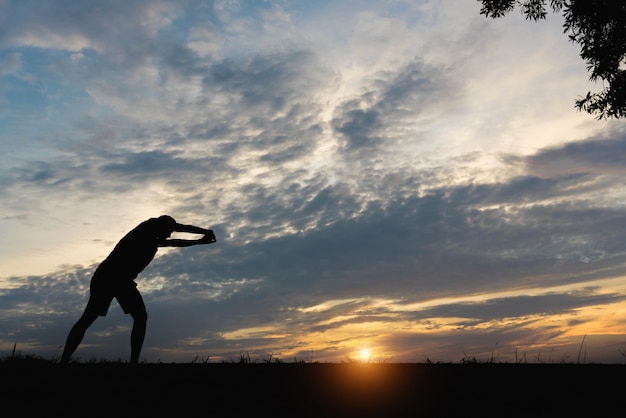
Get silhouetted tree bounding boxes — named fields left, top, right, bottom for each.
left=478, top=0, right=626, bottom=119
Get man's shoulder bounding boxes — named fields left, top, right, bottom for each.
left=125, top=219, right=160, bottom=237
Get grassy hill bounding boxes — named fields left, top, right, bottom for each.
left=2, top=354, right=623, bottom=417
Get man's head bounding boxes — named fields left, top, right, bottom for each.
left=157, top=215, right=177, bottom=238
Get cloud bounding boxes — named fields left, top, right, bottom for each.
left=331, top=60, right=461, bottom=152
left=143, top=147, right=626, bottom=304
left=513, top=127, right=626, bottom=178
left=406, top=289, right=626, bottom=325
left=100, top=150, right=208, bottom=177
left=203, top=49, right=335, bottom=113
left=1, top=0, right=181, bottom=56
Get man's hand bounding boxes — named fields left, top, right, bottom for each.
left=200, top=231, right=217, bottom=244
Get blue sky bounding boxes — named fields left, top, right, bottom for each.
left=2, top=0, right=626, bottom=363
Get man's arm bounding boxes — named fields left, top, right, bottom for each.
left=158, top=226, right=216, bottom=248
left=159, top=238, right=211, bottom=248
left=174, top=223, right=213, bottom=235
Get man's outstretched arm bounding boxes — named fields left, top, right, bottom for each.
left=159, top=226, right=216, bottom=247
left=160, top=238, right=214, bottom=247
left=174, top=223, right=213, bottom=235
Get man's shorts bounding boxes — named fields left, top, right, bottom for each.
left=86, top=275, right=146, bottom=317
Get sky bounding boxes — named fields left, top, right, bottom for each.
left=2, top=0, right=626, bottom=364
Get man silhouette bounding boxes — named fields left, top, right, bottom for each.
left=61, top=215, right=216, bottom=364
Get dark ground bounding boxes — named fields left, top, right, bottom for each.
left=1, top=360, right=623, bottom=417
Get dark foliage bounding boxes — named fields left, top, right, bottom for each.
left=479, top=0, right=626, bottom=119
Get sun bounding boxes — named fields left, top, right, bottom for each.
left=359, top=348, right=372, bottom=362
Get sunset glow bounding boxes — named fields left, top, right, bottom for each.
left=359, top=348, right=372, bottom=362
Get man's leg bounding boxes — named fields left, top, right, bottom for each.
left=61, top=311, right=99, bottom=363
left=130, top=310, right=148, bottom=364
left=118, top=285, right=148, bottom=364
